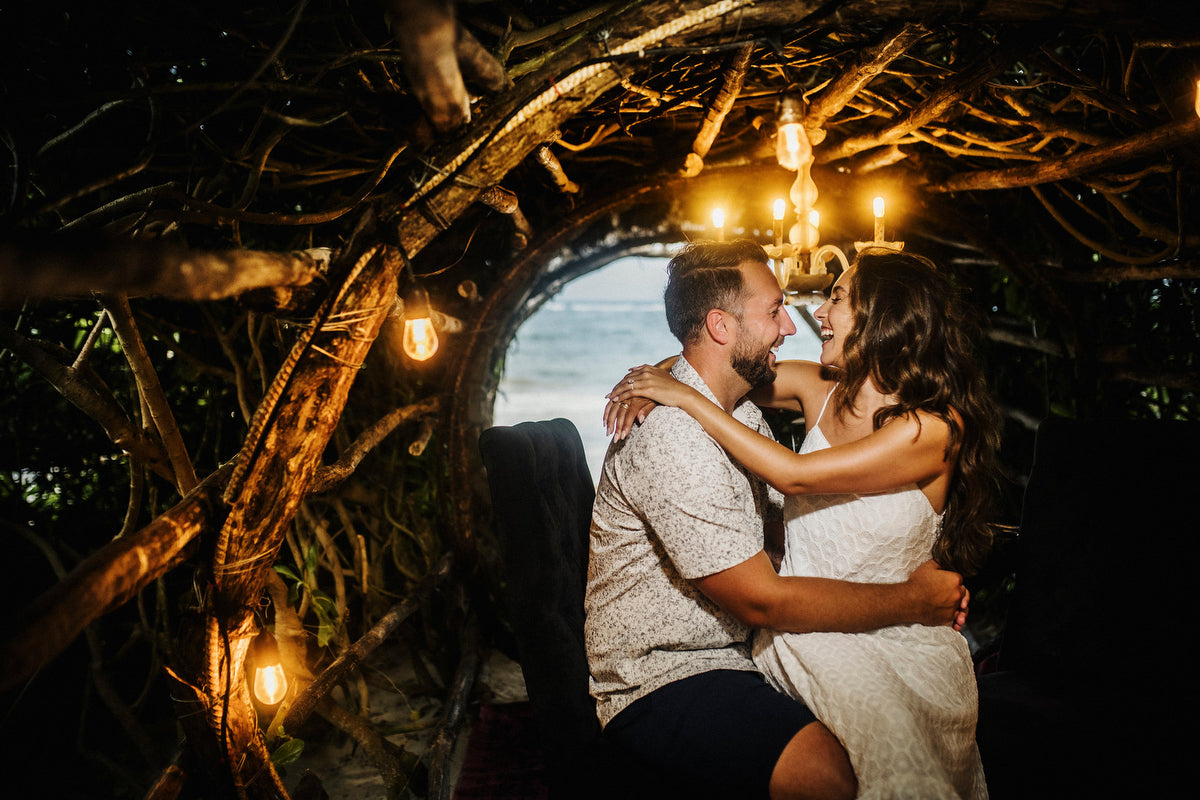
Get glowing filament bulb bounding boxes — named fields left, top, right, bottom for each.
left=250, top=631, right=288, bottom=706
left=873, top=196, right=885, bottom=241
left=254, top=663, right=288, bottom=706
left=776, top=123, right=811, bottom=171
left=403, top=317, right=438, bottom=361
left=401, top=284, right=439, bottom=361
left=712, top=208, right=725, bottom=240
left=773, top=198, right=786, bottom=221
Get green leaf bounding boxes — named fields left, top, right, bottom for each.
left=274, top=564, right=301, bottom=583
left=317, top=618, right=335, bottom=648
left=271, top=738, right=305, bottom=766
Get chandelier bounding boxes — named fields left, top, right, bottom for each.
left=719, top=85, right=907, bottom=297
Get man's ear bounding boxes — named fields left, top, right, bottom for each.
left=705, top=308, right=733, bottom=345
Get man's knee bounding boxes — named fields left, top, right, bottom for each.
left=768, top=721, right=856, bottom=800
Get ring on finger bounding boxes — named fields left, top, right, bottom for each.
left=620, top=401, right=630, bottom=408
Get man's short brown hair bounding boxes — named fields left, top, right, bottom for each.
left=663, top=239, right=770, bottom=346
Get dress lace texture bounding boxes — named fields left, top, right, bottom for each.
left=753, top=422, right=988, bottom=799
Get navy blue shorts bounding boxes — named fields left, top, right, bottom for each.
left=603, top=669, right=818, bottom=799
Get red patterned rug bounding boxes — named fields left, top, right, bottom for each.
left=453, top=702, right=549, bottom=799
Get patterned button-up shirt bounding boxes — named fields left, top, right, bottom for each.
left=584, top=355, right=784, bottom=727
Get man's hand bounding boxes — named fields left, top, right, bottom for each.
left=906, top=560, right=969, bottom=630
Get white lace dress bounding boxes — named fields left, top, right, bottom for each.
left=753, top=407, right=988, bottom=799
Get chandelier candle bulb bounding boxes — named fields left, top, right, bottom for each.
left=874, top=196, right=885, bottom=242
left=773, top=199, right=785, bottom=247
left=713, top=208, right=725, bottom=241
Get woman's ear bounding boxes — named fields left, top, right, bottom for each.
left=705, top=308, right=733, bottom=345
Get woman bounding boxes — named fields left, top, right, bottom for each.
left=605, top=249, right=1000, bottom=799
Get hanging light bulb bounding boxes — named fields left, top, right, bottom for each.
left=775, top=86, right=811, bottom=171
left=401, top=284, right=439, bottom=362
left=250, top=630, right=288, bottom=707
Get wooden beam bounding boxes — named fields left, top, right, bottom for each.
left=682, top=42, right=753, bottom=176
left=806, top=22, right=930, bottom=134
left=174, top=244, right=401, bottom=798
left=819, top=29, right=1044, bottom=163
left=0, top=464, right=233, bottom=693
left=0, top=236, right=330, bottom=304
left=926, top=117, right=1200, bottom=192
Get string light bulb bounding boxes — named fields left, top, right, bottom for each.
left=250, top=630, right=288, bottom=707
left=401, top=284, right=439, bottom=362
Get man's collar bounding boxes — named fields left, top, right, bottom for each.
left=672, top=354, right=752, bottom=416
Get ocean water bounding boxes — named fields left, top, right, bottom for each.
left=493, top=256, right=823, bottom=484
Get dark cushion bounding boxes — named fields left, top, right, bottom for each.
left=996, top=416, right=1198, bottom=684
left=977, top=416, right=1200, bottom=799
left=480, top=419, right=667, bottom=799
left=479, top=419, right=599, bottom=758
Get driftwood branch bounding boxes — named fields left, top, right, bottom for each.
left=806, top=22, right=929, bottom=133
left=681, top=42, right=753, bottom=176
left=389, top=0, right=471, bottom=132
left=101, top=293, right=198, bottom=494
left=0, top=236, right=330, bottom=304
left=819, top=30, right=1042, bottom=163
left=455, top=25, right=513, bottom=94
left=279, top=552, right=454, bottom=733
left=427, top=613, right=482, bottom=800
left=310, top=396, right=443, bottom=494
left=1108, top=366, right=1200, bottom=393
left=144, top=765, right=188, bottom=800
left=987, top=327, right=1198, bottom=391
left=927, top=117, right=1200, bottom=192
left=532, top=145, right=579, bottom=194
left=0, top=463, right=233, bottom=692
left=1051, top=261, right=1200, bottom=282
left=0, top=325, right=177, bottom=484
left=176, top=244, right=400, bottom=796
left=317, top=698, right=411, bottom=800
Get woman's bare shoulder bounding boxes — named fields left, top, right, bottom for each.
left=750, top=360, right=830, bottom=413
left=884, top=408, right=956, bottom=451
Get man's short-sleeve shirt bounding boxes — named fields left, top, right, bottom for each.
left=584, top=356, right=784, bottom=727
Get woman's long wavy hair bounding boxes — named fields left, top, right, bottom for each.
left=830, top=249, right=1001, bottom=575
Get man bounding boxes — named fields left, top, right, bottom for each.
left=584, top=240, right=967, bottom=800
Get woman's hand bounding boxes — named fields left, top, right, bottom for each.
left=604, top=364, right=700, bottom=439
left=603, top=393, right=658, bottom=440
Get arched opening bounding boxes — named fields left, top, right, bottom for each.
left=491, top=250, right=825, bottom=483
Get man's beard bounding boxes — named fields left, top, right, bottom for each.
left=731, top=337, right=777, bottom=388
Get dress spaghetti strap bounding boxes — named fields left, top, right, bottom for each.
left=812, top=386, right=837, bottom=429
